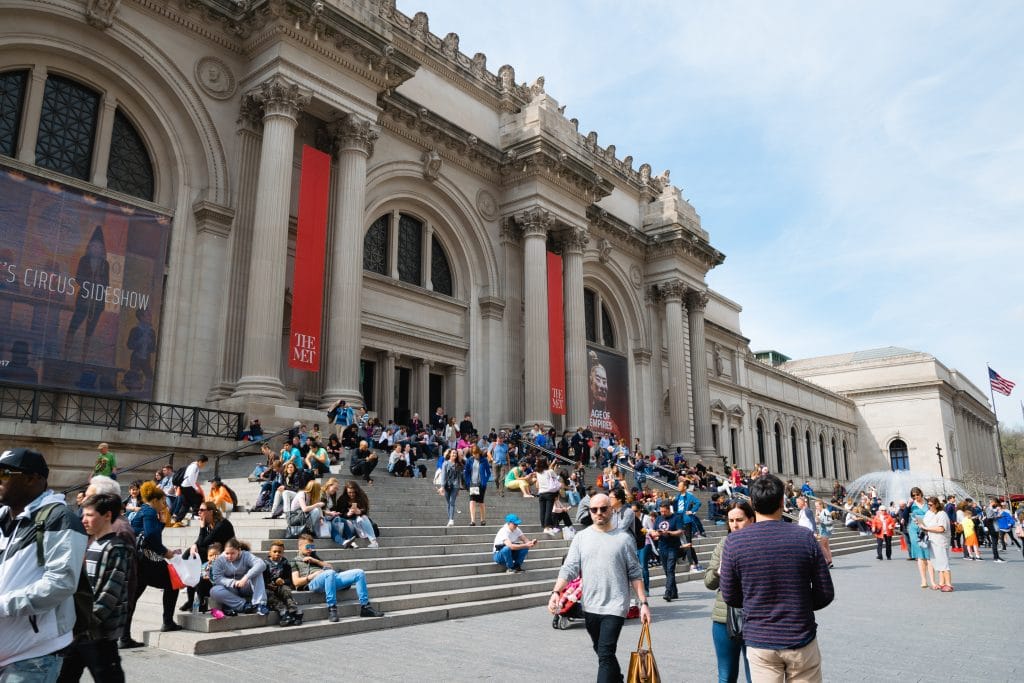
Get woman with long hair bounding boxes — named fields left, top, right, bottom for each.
left=269, top=461, right=301, bottom=519
left=131, top=481, right=182, bottom=632
left=907, top=487, right=935, bottom=589
left=289, top=479, right=325, bottom=537
left=180, top=502, right=234, bottom=612
left=705, top=500, right=755, bottom=683
left=341, top=480, right=379, bottom=548
left=440, top=448, right=463, bottom=527
left=814, top=499, right=835, bottom=568
left=322, top=477, right=357, bottom=547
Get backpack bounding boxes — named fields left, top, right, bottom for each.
left=33, top=504, right=103, bottom=641
left=224, top=484, right=238, bottom=506
left=171, top=465, right=188, bottom=487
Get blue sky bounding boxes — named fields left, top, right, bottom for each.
left=400, top=1, right=1024, bottom=428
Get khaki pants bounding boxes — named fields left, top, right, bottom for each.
left=747, top=638, right=822, bottom=683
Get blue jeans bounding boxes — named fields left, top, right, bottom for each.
left=0, top=654, right=63, bottom=683
left=583, top=612, right=626, bottom=683
left=444, top=486, right=458, bottom=521
left=637, top=545, right=650, bottom=593
left=329, top=516, right=355, bottom=544
left=711, top=621, right=751, bottom=683
left=307, top=568, right=369, bottom=606
left=568, top=490, right=581, bottom=506
left=660, top=546, right=678, bottom=598
left=494, top=546, right=528, bottom=570
left=686, top=513, right=706, bottom=536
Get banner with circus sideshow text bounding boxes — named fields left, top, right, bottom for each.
left=0, top=166, right=171, bottom=398
left=586, top=344, right=630, bottom=444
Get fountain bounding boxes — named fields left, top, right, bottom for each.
left=846, top=470, right=973, bottom=504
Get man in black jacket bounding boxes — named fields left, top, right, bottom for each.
left=349, top=441, right=378, bottom=483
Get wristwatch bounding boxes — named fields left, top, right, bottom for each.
left=551, top=591, right=560, bottom=596
left=640, top=601, right=649, bottom=606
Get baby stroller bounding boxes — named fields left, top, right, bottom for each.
left=552, top=576, right=584, bottom=630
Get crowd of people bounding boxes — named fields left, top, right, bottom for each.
left=3, top=410, right=1023, bottom=683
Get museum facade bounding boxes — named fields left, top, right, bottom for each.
left=0, top=1, right=998, bottom=486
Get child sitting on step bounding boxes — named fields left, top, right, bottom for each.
left=263, top=540, right=303, bottom=626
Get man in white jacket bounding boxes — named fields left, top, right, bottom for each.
left=0, top=448, right=88, bottom=680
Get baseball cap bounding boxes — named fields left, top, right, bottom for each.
left=505, top=513, right=523, bottom=525
left=0, top=447, right=49, bottom=478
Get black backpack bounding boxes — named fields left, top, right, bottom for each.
left=224, top=484, right=238, bottom=506
left=171, top=465, right=188, bottom=487
left=33, top=504, right=103, bottom=641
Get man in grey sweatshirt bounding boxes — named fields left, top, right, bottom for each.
left=548, top=493, right=650, bottom=682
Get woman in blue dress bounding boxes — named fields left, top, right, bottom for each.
left=907, top=487, right=935, bottom=588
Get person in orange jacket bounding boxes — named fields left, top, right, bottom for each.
left=871, top=506, right=897, bottom=560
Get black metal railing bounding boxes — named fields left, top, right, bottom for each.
left=0, top=381, right=243, bottom=439
left=61, top=450, right=176, bottom=497
left=212, top=426, right=292, bottom=478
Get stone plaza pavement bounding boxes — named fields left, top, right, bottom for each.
left=108, top=549, right=1022, bottom=682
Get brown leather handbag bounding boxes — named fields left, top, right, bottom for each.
left=626, top=622, right=661, bottom=683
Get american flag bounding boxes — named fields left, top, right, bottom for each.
left=989, top=367, right=1015, bottom=396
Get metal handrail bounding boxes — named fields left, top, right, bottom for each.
left=61, top=450, right=175, bottom=496
left=523, top=439, right=680, bottom=494
left=212, top=426, right=292, bottom=478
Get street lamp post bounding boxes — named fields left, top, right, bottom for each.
left=936, top=443, right=947, bottom=496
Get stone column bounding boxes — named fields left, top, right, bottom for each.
left=517, top=208, right=552, bottom=428
left=233, top=76, right=310, bottom=400
left=480, top=297, right=506, bottom=427
left=190, top=201, right=234, bottom=401
left=321, top=114, right=380, bottom=407
left=661, top=281, right=691, bottom=447
left=646, top=290, right=665, bottom=446
left=378, top=350, right=395, bottom=423
left=687, top=289, right=717, bottom=460
left=562, top=226, right=589, bottom=430
left=413, top=358, right=430, bottom=421
left=452, top=365, right=467, bottom=418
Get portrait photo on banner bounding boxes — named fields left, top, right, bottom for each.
left=586, top=344, right=630, bottom=443
left=0, top=165, right=170, bottom=399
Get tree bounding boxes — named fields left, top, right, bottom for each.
left=998, top=428, right=1024, bottom=492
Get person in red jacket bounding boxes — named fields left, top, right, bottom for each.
left=870, top=506, right=897, bottom=560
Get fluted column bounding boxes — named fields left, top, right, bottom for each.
left=660, top=281, right=691, bottom=447
left=413, top=358, right=430, bottom=420
left=322, top=114, right=380, bottom=407
left=516, top=208, right=553, bottom=428
left=562, top=226, right=589, bottom=430
left=233, top=76, right=310, bottom=400
left=687, top=289, right=716, bottom=459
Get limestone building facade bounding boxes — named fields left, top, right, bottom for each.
left=1, top=0, right=879, bottom=484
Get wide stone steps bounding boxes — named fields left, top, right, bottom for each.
left=130, top=458, right=876, bottom=654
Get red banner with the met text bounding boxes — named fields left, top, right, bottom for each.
left=288, top=146, right=330, bottom=371
left=547, top=251, right=566, bottom=415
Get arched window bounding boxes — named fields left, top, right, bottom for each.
left=107, top=109, right=154, bottom=200
left=362, top=215, right=388, bottom=275
left=791, top=427, right=799, bottom=476
left=819, top=434, right=827, bottom=477
left=889, top=439, right=909, bottom=471
left=1, top=70, right=155, bottom=201
left=774, top=423, right=783, bottom=473
left=363, top=212, right=457, bottom=296
left=431, top=235, right=453, bottom=296
left=35, top=75, right=100, bottom=180
left=0, top=70, right=28, bottom=157
left=805, top=430, right=813, bottom=475
left=756, top=419, right=765, bottom=464
left=583, top=287, right=616, bottom=348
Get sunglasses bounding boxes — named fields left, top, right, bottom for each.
left=0, top=469, right=26, bottom=479
left=198, top=508, right=210, bottom=512
left=304, top=543, right=316, bottom=550
left=589, top=506, right=610, bottom=514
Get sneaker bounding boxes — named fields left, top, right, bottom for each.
left=368, top=540, right=380, bottom=549
left=291, top=610, right=304, bottom=626
left=221, top=609, right=238, bottom=617
left=277, top=612, right=293, bottom=627
left=691, top=565, right=704, bottom=573
left=328, top=606, right=339, bottom=622
left=994, top=559, right=1006, bottom=563
left=341, top=537, right=357, bottom=549
left=514, top=567, right=526, bottom=574
left=360, top=604, right=384, bottom=618
left=469, top=521, right=476, bottom=526
left=242, top=603, right=256, bottom=614
left=545, top=528, right=560, bottom=537
left=446, top=519, right=455, bottom=527
left=505, top=568, right=515, bottom=574
left=256, top=605, right=269, bottom=617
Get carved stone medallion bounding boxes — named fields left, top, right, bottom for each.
left=629, top=264, right=643, bottom=288
left=476, top=189, right=498, bottom=221
left=195, top=57, right=237, bottom=100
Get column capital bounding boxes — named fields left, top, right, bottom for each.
left=513, top=207, right=553, bottom=239
left=686, top=288, right=709, bottom=313
left=561, top=226, right=590, bottom=255
left=478, top=295, right=506, bottom=320
left=655, top=279, right=688, bottom=304
left=245, top=75, right=311, bottom=123
left=324, top=113, right=381, bottom=157
left=633, top=347, right=652, bottom=365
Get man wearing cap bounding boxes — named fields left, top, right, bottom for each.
left=0, top=447, right=89, bottom=679
left=492, top=514, right=537, bottom=574
left=93, top=442, right=118, bottom=479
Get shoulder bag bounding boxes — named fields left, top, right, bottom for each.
left=626, top=622, right=661, bottom=683
left=726, top=605, right=744, bottom=640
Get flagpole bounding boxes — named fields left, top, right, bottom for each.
left=987, top=364, right=1009, bottom=504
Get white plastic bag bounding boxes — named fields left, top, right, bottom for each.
left=317, top=518, right=332, bottom=539
left=167, top=553, right=202, bottom=587
left=562, top=526, right=576, bottom=541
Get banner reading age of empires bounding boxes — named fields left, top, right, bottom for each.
left=586, top=344, right=630, bottom=443
left=0, top=166, right=170, bottom=399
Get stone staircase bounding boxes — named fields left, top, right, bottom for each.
left=130, top=458, right=875, bottom=655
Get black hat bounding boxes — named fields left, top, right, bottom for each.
left=0, top=447, right=49, bottom=478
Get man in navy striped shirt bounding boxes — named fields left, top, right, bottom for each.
left=720, top=474, right=834, bottom=682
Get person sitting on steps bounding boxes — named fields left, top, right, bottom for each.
left=291, top=532, right=384, bottom=621
left=349, top=440, right=378, bottom=484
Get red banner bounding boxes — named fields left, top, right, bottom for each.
left=547, top=251, right=566, bottom=415
left=288, top=146, right=330, bottom=371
